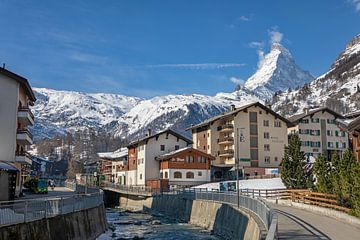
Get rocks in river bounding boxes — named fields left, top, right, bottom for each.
left=150, top=220, right=162, bottom=225
left=133, top=221, right=142, bottom=225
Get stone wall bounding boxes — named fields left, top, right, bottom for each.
left=0, top=205, right=107, bottom=240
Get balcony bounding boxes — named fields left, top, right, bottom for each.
left=218, top=137, right=234, bottom=145
left=15, top=151, right=32, bottom=165
left=217, top=124, right=234, bottom=132
left=18, top=107, right=35, bottom=126
left=218, top=149, right=234, bottom=157
left=17, top=129, right=33, bottom=145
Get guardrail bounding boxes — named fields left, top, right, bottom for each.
left=101, top=181, right=156, bottom=195
left=158, top=188, right=277, bottom=239
left=0, top=192, right=103, bottom=227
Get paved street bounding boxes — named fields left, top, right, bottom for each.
left=21, top=187, right=76, bottom=200
left=271, top=204, right=360, bottom=240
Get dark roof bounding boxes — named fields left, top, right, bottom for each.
left=126, top=129, right=192, bottom=148
left=155, top=146, right=215, bottom=161
left=289, top=107, right=345, bottom=123
left=0, top=67, right=36, bottom=102
left=339, top=116, right=360, bottom=132
left=0, top=162, right=19, bottom=172
left=187, top=102, right=292, bottom=130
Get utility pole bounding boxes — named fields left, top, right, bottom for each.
left=236, top=127, right=240, bottom=208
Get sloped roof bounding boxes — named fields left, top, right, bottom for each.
left=289, top=107, right=345, bottom=123
left=0, top=67, right=36, bottom=102
left=187, top=102, right=292, bottom=130
left=155, top=146, right=215, bottom=161
left=338, top=115, right=360, bottom=132
left=98, top=147, right=128, bottom=160
left=126, top=128, right=192, bottom=148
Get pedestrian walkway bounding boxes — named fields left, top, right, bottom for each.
left=22, top=187, right=75, bottom=200
left=271, top=204, right=360, bottom=240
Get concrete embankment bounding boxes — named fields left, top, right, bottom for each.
left=0, top=205, right=107, bottom=240
left=109, top=192, right=262, bottom=240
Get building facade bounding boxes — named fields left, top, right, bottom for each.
left=98, top=148, right=128, bottom=183
left=0, top=67, right=36, bottom=198
left=189, top=102, right=290, bottom=179
left=288, top=108, right=348, bottom=160
left=338, top=115, right=360, bottom=162
left=156, top=146, right=215, bottom=188
left=126, top=129, right=192, bottom=186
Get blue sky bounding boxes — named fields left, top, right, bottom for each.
left=0, top=0, right=359, bottom=98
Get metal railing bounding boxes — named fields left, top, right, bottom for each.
left=101, top=181, right=156, bottom=195
left=0, top=191, right=103, bottom=227
left=158, top=188, right=277, bottom=239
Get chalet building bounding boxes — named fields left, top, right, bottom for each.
left=97, top=148, right=128, bottom=183
left=126, top=129, right=192, bottom=186
left=155, top=146, right=215, bottom=189
left=189, top=102, right=291, bottom=179
left=288, top=107, right=348, bottom=160
left=338, top=115, right=360, bottom=162
left=0, top=67, right=36, bottom=199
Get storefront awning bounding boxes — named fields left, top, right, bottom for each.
left=0, top=162, right=19, bottom=171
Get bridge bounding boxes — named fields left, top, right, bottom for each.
left=102, top=183, right=360, bottom=240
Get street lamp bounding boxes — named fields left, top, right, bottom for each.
left=236, top=127, right=240, bottom=208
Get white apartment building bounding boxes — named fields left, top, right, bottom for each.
left=98, top=148, right=128, bottom=184
left=126, top=129, right=192, bottom=186
left=189, top=102, right=291, bottom=179
left=288, top=107, right=349, bottom=160
left=0, top=67, right=36, bottom=199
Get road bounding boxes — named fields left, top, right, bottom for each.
left=271, top=204, right=360, bottom=239
left=21, top=187, right=76, bottom=200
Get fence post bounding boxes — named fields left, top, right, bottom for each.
left=44, top=200, right=47, bottom=218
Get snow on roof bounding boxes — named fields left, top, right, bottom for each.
left=98, top=147, right=128, bottom=160
left=156, top=146, right=193, bottom=160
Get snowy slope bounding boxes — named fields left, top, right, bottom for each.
left=31, top=88, right=141, bottom=140
left=270, top=34, right=360, bottom=116
left=245, top=43, right=314, bottom=99
left=111, top=94, right=259, bottom=138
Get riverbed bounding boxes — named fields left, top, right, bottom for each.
left=97, top=208, right=220, bottom=240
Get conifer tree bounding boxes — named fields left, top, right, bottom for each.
left=314, top=154, right=332, bottom=193
left=281, top=134, right=311, bottom=189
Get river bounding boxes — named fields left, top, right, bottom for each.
left=97, top=208, right=220, bottom=240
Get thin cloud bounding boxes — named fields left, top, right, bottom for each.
left=350, top=0, right=360, bottom=12
left=238, top=15, right=251, bottom=21
left=146, top=63, right=245, bottom=70
left=249, top=41, right=264, bottom=49
left=69, top=51, right=108, bottom=65
left=268, top=26, right=284, bottom=44
left=230, top=77, right=245, bottom=85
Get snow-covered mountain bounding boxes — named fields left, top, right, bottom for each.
left=111, top=94, right=258, bottom=139
left=244, top=43, right=314, bottom=99
left=31, top=88, right=141, bottom=140
left=270, top=34, right=360, bottom=116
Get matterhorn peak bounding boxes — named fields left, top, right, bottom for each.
left=244, top=43, right=313, bottom=99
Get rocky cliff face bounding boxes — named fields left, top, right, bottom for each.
left=270, top=34, right=360, bottom=116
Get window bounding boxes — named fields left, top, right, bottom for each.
left=160, top=145, right=165, bottom=151
left=250, top=124, right=258, bottom=135
left=199, top=156, right=206, bottom=163
left=311, top=118, right=319, bottom=123
left=263, top=120, right=269, bottom=127
left=274, top=121, right=282, bottom=127
left=198, top=171, right=202, bottom=176
left=342, top=142, right=346, bottom=148
left=138, top=160, right=140, bottom=165
left=264, top=132, right=270, bottom=139
left=327, top=130, right=333, bottom=136
left=203, top=134, right=206, bottom=138
left=310, top=130, right=320, bottom=136
left=249, top=112, right=257, bottom=123
left=300, top=119, right=309, bottom=124
left=165, top=172, right=168, bottom=179
left=264, top=144, right=270, bottom=151
left=328, top=142, right=334, bottom=148
left=141, top=158, right=144, bottom=164
left=250, top=149, right=258, bottom=160
left=133, top=160, right=136, bottom=165
left=140, top=174, right=142, bottom=180
left=208, top=145, right=210, bottom=149
left=336, top=142, right=339, bottom=148
left=250, top=136, right=258, bottom=147
left=175, top=145, right=179, bottom=150
left=203, top=146, right=206, bottom=150
left=160, top=172, right=163, bottom=179
left=186, top=172, right=194, bottom=179
left=174, top=172, right=182, bottom=178
left=341, top=131, right=346, bottom=137
left=186, top=156, right=194, bottom=163
left=335, top=131, right=339, bottom=137
left=274, top=157, right=278, bottom=162
left=264, top=156, right=270, bottom=164
left=327, top=119, right=336, bottom=124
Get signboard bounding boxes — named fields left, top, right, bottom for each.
left=265, top=168, right=279, bottom=175
left=219, top=181, right=237, bottom=192
left=240, top=158, right=251, bottom=162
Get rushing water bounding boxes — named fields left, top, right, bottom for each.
left=97, top=208, right=220, bottom=240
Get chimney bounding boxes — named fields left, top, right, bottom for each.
left=303, top=108, right=309, bottom=114
left=230, top=104, right=236, bottom=111
left=2, top=63, right=5, bottom=69
left=147, top=129, right=152, bottom=137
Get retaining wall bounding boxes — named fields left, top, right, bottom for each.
left=114, top=193, right=262, bottom=240
left=0, top=204, right=107, bottom=240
